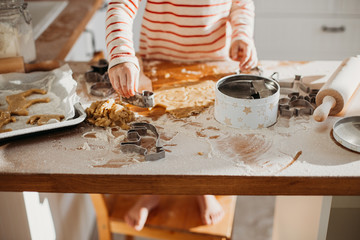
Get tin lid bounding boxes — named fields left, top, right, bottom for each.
left=333, top=116, right=360, bottom=153
left=217, top=75, right=278, bottom=100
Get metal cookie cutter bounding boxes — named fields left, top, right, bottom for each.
left=272, top=74, right=315, bottom=95
left=121, top=91, right=155, bottom=108
left=120, top=122, right=165, bottom=161
left=279, top=95, right=315, bottom=118
left=85, top=59, right=115, bottom=97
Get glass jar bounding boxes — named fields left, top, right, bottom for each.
left=0, top=0, right=36, bottom=63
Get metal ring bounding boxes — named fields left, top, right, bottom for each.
left=90, top=82, right=114, bottom=97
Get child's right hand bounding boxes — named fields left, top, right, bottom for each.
left=108, top=62, right=139, bottom=98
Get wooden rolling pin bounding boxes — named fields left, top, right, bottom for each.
left=0, top=57, right=60, bottom=74
left=314, top=56, right=360, bottom=122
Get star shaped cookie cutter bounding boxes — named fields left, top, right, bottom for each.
left=120, top=122, right=165, bottom=161
left=278, top=94, right=315, bottom=118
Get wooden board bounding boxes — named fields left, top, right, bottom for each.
left=29, top=0, right=103, bottom=61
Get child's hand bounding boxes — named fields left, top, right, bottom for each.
left=230, top=40, right=258, bottom=72
left=108, top=62, right=139, bottom=98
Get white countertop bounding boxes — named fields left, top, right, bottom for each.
left=1, top=60, right=359, bottom=178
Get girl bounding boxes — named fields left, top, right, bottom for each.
left=106, top=0, right=257, bottom=231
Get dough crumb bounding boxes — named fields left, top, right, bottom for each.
left=85, top=99, right=135, bottom=129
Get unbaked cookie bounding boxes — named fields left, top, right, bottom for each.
left=0, top=109, right=16, bottom=133
left=6, top=89, right=50, bottom=116
left=27, top=114, right=65, bottom=126
left=85, top=99, right=135, bottom=129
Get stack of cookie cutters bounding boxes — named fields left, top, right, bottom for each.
left=85, top=59, right=114, bottom=97
left=276, top=74, right=319, bottom=118
left=120, top=122, right=165, bottom=161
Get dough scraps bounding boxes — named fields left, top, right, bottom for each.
left=154, top=80, right=216, bottom=118
left=85, top=99, right=135, bottom=129
left=27, top=114, right=65, bottom=126
left=0, top=109, right=16, bottom=133
left=6, top=89, right=50, bottom=116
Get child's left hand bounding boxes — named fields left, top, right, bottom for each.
left=230, top=39, right=258, bottom=72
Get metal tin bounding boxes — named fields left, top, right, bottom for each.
left=333, top=116, right=360, bottom=153
left=214, top=74, right=280, bottom=129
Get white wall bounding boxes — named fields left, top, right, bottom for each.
left=0, top=192, right=95, bottom=240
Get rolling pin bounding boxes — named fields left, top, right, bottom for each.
left=0, top=56, right=60, bottom=74
left=314, top=56, right=360, bottom=122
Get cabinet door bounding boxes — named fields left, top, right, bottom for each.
left=333, top=0, right=360, bottom=14
left=254, top=17, right=360, bottom=61
left=254, top=0, right=335, bottom=15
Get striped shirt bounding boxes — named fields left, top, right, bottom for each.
left=106, top=0, right=255, bottom=69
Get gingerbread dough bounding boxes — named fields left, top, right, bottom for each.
left=6, top=89, right=50, bottom=116
left=155, top=80, right=216, bottom=118
left=85, top=99, right=135, bottom=129
left=27, top=114, right=65, bottom=126
left=0, top=110, right=16, bottom=133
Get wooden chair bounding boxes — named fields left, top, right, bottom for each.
left=90, top=194, right=237, bottom=240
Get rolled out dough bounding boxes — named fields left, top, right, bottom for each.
left=155, top=80, right=216, bottom=118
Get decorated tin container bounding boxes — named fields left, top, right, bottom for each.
left=214, top=74, right=280, bottom=129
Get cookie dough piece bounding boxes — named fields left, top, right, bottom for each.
left=27, top=114, right=65, bottom=126
left=6, top=89, right=50, bottom=116
left=85, top=99, right=135, bottom=129
left=0, top=110, right=16, bottom=133
left=155, top=80, right=216, bottom=118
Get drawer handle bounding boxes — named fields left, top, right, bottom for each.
left=322, top=25, right=346, bottom=33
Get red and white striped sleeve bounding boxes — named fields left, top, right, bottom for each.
left=105, top=0, right=140, bottom=70
left=229, top=0, right=255, bottom=45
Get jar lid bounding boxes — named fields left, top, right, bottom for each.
left=0, top=0, right=25, bottom=9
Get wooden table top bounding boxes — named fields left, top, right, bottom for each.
left=1, top=60, right=360, bottom=195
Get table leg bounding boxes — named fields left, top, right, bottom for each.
left=272, top=196, right=332, bottom=240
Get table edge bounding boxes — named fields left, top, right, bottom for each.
left=1, top=174, right=359, bottom=195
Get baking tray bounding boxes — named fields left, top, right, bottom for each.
left=0, top=102, right=86, bottom=141
left=333, top=116, right=360, bottom=153
left=0, top=64, right=86, bottom=141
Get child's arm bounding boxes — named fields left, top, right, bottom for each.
left=229, top=0, right=258, bottom=71
left=106, top=0, right=140, bottom=97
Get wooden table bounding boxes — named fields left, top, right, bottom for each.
left=0, top=60, right=360, bottom=195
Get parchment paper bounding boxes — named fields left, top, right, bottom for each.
left=0, top=64, right=80, bottom=135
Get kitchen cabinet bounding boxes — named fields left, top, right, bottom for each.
left=254, top=0, right=360, bottom=60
